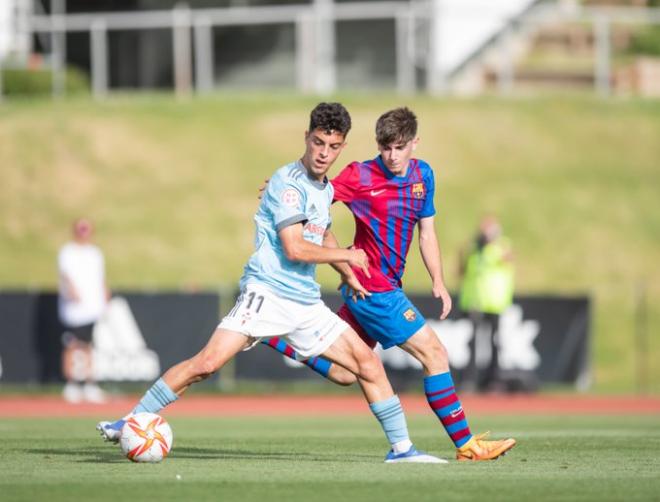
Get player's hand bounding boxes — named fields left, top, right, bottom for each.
left=347, top=248, right=371, bottom=278
left=433, top=283, right=452, bottom=320
left=338, top=272, right=371, bottom=302
left=257, top=178, right=270, bottom=199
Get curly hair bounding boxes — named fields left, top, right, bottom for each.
left=309, top=102, right=352, bottom=137
left=375, top=107, right=417, bottom=146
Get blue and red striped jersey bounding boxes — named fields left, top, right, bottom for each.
left=332, top=156, right=436, bottom=292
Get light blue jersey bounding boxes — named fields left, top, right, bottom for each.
left=240, top=160, right=333, bottom=304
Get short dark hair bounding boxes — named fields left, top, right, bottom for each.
left=375, top=107, right=417, bottom=146
left=309, top=102, right=352, bottom=137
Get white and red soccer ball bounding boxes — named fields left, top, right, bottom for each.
left=120, top=412, right=173, bottom=463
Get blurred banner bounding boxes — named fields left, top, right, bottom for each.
left=0, top=291, right=219, bottom=383
left=234, top=293, right=591, bottom=391
left=0, top=291, right=589, bottom=390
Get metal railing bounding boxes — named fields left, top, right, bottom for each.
left=2, top=1, right=660, bottom=99
left=26, top=1, right=424, bottom=98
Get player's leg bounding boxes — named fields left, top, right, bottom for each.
left=400, top=324, right=515, bottom=461
left=318, top=327, right=444, bottom=463
left=342, top=288, right=515, bottom=461
left=97, top=326, right=250, bottom=442
left=260, top=303, right=373, bottom=386
left=260, top=337, right=355, bottom=384
left=127, top=286, right=277, bottom=416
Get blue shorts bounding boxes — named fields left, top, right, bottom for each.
left=340, top=287, right=426, bottom=349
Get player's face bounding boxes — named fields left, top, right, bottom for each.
left=302, top=128, right=347, bottom=181
left=378, top=137, right=418, bottom=176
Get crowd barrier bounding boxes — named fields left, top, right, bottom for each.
left=0, top=291, right=589, bottom=389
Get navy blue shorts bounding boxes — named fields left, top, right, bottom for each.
left=340, top=287, right=426, bottom=349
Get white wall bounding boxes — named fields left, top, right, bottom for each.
left=428, top=0, right=537, bottom=90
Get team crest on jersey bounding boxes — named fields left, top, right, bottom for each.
left=403, top=309, right=417, bottom=322
left=412, top=183, right=425, bottom=199
left=281, top=189, right=300, bottom=207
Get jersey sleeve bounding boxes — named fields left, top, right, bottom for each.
left=266, top=175, right=308, bottom=231
left=331, top=162, right=360, bottom=203
left=419, top=165, right=436, bottom=218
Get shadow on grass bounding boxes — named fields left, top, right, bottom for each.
left=28, top=446, right=373, bottom=463
left=28, top=447, right=127, bottom=463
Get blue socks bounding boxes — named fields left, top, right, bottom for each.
left=369, top=395, right=413, bottom=453
left=109, top=378, right=177, bottom=431
left=132, top=377, right=178, bottom=415
left=303, top=356, right=332, bottom=378
left=261, top=337, right=332, bottom=378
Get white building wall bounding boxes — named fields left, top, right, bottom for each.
left=428, top=0, right=536, bottom=93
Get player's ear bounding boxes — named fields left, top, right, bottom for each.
left=412, top=137, right=420, bottom=150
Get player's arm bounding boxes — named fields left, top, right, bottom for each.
left=323, top=230, right=371, bottom=300
left=418, top=216, right=452, bottom=319
left=279, top=223, right=370, bottom=276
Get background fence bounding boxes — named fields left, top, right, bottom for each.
left=3, top=1, right=660, bottom=98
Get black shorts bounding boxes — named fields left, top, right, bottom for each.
left=62, top=323, right=95, bottom=346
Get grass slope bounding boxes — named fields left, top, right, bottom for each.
left=0, top=415, right=659, bottom=501
left=0, top=94, right=659, bottom=392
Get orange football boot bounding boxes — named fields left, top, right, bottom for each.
left=456, top=432, right=516, bottom=461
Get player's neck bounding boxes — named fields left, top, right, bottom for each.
left=299, top=157, right=326, bottom=183
left=387, top=163, right=409, bottom=178
left=379, top=155, right=411, bottom=178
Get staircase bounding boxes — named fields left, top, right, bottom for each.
left=446, top=0, right=562, bottom=94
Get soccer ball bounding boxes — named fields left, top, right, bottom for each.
left=120, top=412, right=173, bottom=463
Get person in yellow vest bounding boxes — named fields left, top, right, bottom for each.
left=459, top=215, right=514, bottom=392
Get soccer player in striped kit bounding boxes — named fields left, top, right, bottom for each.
left=264, top=107, right=516, bottom=461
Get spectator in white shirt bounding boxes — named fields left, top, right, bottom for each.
left=58, top=218, right=109, bottom=403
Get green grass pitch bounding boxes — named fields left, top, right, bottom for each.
left=1, top=414, right=658, bottom=501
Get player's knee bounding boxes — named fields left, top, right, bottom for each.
left=192, top=353, right=221, bottom=378
left=355, top=351, right=385, bottom=383
left=431, top=340, right=448, bottom=361
left=421, top=338, right=449, bottom=373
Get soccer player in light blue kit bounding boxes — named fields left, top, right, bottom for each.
left=97, top=103, right=443, bottom=463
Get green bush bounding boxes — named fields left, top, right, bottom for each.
left=0, top=66, right=89, bottom=96
left=629, top=26, right=660, bottom=56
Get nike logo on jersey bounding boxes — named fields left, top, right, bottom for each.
left=370, top=189, right=386, bottom=196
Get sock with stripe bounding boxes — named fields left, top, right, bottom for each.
left=369, top=395, right=413, bottom=454
left=424, top=372, right=473, bottom=448
left=261, top=338, right=332, bottom=378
